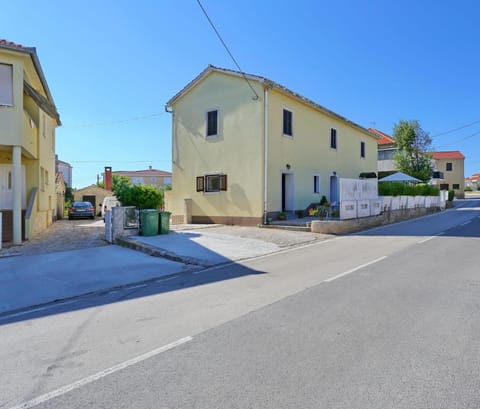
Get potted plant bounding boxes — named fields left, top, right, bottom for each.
left=295, top=209, right=304, bottom=218
left=277, top=211, right=287, bottom=220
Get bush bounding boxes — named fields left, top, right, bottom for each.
left=448, top=189, right=455, bottom=201
left=465, top=186, right=472, bottom=192
left=116, top=184, right=164, bottom=209
left=379, top=182, right=440, bottom=196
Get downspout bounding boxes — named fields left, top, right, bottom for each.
left=263, top=85, right=269, bottom=225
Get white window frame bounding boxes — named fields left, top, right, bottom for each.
left=313, top=174, right=321, bottom=194
left=205, top=108, right=219, bottom=139
left=0, top=63, right=13, bottom=106
left=282, top=108, right=294, bottom=138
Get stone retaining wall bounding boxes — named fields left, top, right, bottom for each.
left=311, top=207, right=440, bottom=235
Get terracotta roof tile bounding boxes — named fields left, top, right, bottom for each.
left=113, top=169, right=172, bottom=177
left=368, top=128, right=396, bottom=145
left=431, top=151, right=465, bottom=160
left=0, top=39, right=30, bottom=51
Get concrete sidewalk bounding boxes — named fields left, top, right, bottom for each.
left=0, top=225, right=328, bottom=315
left=0, top=246, right=190, bottom=315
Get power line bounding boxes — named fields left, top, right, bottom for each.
left=69, top=159, right=171, bottom=164
left=196, top=0, right=259, bottom=100
left=435, top=129, right=480, bottom=148
left=62, top=112, right=165, bottom=129
left=431, top=120, right=480, bottom=137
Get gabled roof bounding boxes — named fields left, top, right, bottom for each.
left=431, top=151, right=465, bottom=160
left=368, top=128, right=396, bottom=145
left=0, top=38, right=60, bottom=125
left=166, top=65, right=377, bottom=139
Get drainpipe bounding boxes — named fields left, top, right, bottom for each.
left=263, top=85, right=269, bottom=225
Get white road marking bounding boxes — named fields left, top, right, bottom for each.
left=125, top=284, right=147, bottom=290
left=0, top=300, right=79, bottom=320
left=8, top=336, right=193, bottom=409
left=323, top=256, right=387, bottom=283
left=157, top=275, right=179, bottom=282
left=461, top=220, right=472, bottom=226
left=417, top=232, right=445, bottom=244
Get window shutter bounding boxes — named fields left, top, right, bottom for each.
left=196, top=176, right=205, bottom=192
left=219, top=174, right=227, bottom=191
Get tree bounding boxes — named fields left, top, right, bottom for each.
left=393, top=120, right=433, bottom=182
left=115, top=184, right=164, bottom=209
left=97, top=174, right=131, bottom=193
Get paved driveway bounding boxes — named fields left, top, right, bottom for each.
left=1, top=218, right=107, bottom=257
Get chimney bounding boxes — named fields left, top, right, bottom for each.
left=104, top=166, right=112, bottom=191
left=149, top=165, right=152, bottom=170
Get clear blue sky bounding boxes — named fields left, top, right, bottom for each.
left=2, top=0, right=479, bottom=187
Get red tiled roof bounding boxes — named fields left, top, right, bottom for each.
left=0, top=39, right=30, bottom=51
left=368, top=128, right=396, bottom=145
left=431, top=151, right=465, bottom=160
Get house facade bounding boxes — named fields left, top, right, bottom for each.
left=111, top=166, right=172, bottom=189
left=73, top=184, right=113, bottom=216
left=431, top=151, right=465, bottom=198
left=0, top=40, right=60, bottom=244
left=165, top=65, right=378, bottom=225
left=56, top=156, right=73, bottom=187
left=371, top=128, right=465, bottom=198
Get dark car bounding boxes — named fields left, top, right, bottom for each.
left=68, top=201, right=95, bottom=220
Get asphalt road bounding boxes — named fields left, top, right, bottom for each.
left=1, top=200, right=480, bottom=409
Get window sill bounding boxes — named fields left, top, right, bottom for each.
left=282, top=134, right=294, bottom=139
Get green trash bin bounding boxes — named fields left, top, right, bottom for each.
left=140, top=209, right=159, bottom=236
left=158, top=211, right=171, bottom=234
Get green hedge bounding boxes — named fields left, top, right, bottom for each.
left=379, top=182, right=440, bottom=197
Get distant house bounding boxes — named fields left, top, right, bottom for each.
left=110, top=166, right=172, bottom=189
left=165, top=65, right=379, bottom=225
left=371, top=128, right=465, bottom=198
left=73, top=184, right=113, bottom=216
left=465, top=173, right=480, bottom=190
left=56, top=156, right=73, bottom=187
left=431, top=151, right=465, bottom=198
left=0, top=39, right=61, bottom=244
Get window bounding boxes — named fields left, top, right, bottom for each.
left=453, top=183, right=460, bottom=189
left=132, top=177, right=144, bottom=185
left=150, top=177, right=156, bottom=183
left=360, top=141, right=366, bottom=158
left=40, top=167, right=45, bottom=191
left=206, top=110, right=218, bottom=137
left=0, top=63, right=13, bottom=106
left=313, top=175, right=320, bottom=193
left=45, top=170, right=49, bottom=185
left=283, top=109, right=293, bottom=136
left=163, top=177, right=172, bottom=185
left=440, top=183, right=449, bottom=190
left=7, top=171, right=12, bottom=189
left=330, top=128, right=337, bottom=149
left=196, top=174, right=227, bottom=192
left=446, top=162, right=453, bottom=171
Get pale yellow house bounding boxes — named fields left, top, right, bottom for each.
left=431, top=151, right=465, bottom=199
left=165, top=65, right=378, bottom=225
left=0, top=40, right=60, bottom=244
left=111, top=166, right=172, bottom=189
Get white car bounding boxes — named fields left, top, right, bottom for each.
left=101, top=196, right=121, bottom=220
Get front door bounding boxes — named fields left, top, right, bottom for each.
left=281, top=172, right=294, bottom=212
left=330, top=175, right=339, bottom=205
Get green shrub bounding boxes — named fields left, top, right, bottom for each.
left=465, top=186, right=472, bottom=192
left=379, top=182, right=439, bottom=196
left=448, top=189, right=455, bottom=201
left=116, top=184, right=164, bottom=209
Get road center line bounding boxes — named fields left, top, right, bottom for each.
left=418, top=232, right=445, bottom=244
left=8, top=336, right=193, bottom=409
left=323, top=256, right=387, bottom=283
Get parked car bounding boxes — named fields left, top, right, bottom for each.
left=101, top=196, right=121, bottom=220
left=68, top=201, right=95, bottom=220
